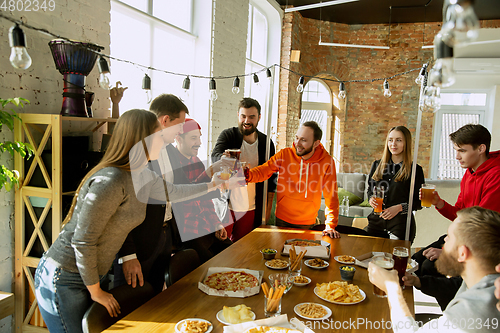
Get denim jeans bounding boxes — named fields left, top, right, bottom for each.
left=34, top=255, right=92, bottom=333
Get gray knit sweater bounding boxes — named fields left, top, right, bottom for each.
left=45, top=167, right=210, bottom=286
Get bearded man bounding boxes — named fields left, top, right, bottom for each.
left=369, top=206, right=500, bottom=332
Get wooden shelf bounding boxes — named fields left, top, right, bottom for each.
left=14, top=113, right=116, bottom=333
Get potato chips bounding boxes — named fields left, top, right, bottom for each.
left=316, top=281, right=364, bottom=303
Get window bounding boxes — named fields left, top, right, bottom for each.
left=110, top=0, right=196, bottom=114
left=431, top=92, right=489, bottom=179
left=300, top=79, right=332, bottom=152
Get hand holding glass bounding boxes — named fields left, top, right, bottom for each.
left=371, top=255, right=394, bottom=297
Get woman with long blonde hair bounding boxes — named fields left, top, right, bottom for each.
left=364, top=126, right=425, bottom=243
left=34, top=109, right=224, bottom=333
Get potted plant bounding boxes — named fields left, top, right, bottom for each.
left=0, top=97, right=33, bottom=191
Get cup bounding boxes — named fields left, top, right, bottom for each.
left=373, top=186, right=384, bottom=215
left=371, top=255, right=394, bottom=298
left=392, top=247, right=409, bottom=288
left=226, top=149, right=241, bottom=160
left=268, top=273, right=294, bottom=294
left=288, top=256, right=302, bottom=277
left=339, top=266, right=356, bottom=281
left=264, top=292, right=282, bottom=317
left=421, top=184, right=435, bottom=208
left=220, top=166, right=231, bottom=195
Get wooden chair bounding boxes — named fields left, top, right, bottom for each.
left=82, top=282, right=155, bottom=333
left=164, top=249, right=201, bottom=287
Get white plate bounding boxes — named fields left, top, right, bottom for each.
left=304, top=259, right=329, bottom=269
left=334, top=255, right=356, bottom=265
left=293, top=276, right=312, bottom=286
left=265, top=259, right=289, bottom=270
left=294, top=302, right=332, bottom=321
left=216, top=309, right=256, bottom=325
left=314, top=286, right=366, bottom=305
left=175, top=318, right=213, bottom=333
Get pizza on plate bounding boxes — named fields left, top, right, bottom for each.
left=204, top=271, right=259, bottom=291
left=287, top=240, right=321, bottom=247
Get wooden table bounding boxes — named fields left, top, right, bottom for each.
left=104, top=226, right=414, bottom=332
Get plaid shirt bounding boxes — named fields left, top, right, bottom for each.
left=171, top=148, right=222, bottom=235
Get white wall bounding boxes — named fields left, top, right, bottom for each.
left=0, top=1, right=111, bottom=331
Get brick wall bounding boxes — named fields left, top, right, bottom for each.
left=279, top=13, right=500, bottom=176
left=0, top=2, right=110, bottom=331
left=209, top=0, right=249, bottom=148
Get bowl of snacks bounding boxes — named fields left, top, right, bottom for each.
left=304, top=258, right=329, bottom=269
left=261, top=248, right=277, bottom=260
left=293, top=275, right=311, bottom=286
left=339, top=265, right=356, bottom=281
left=268, top=273, right=294, bottom=293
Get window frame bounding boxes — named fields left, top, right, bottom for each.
left=430, top=89, right=492, bottom=179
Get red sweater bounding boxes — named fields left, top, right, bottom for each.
left=438, top=150, right=500, bottom=220
left=247, top=143, right=339, bottom=228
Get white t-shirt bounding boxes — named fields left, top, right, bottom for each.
left=229, top=138, right=259, bottom=212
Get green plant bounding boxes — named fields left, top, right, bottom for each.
left=0, top=97, right=33, bottom=191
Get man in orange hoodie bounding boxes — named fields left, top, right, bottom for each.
left=246, top=121, right=340, bottom=238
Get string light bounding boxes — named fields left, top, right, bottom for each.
left=142, top=73, right=152, bottom=103
left=441, top=0, right=479, bottom=46
left=266, top=68, right=272, bottom=79
left=429, top=32, right=455, bottom=88
left=339, top=82, right=346, bottom=99
left=383, top=80, right=392, bottom=98
left=97, top=56, right=111, bottom=90
left=232, top=77, right=240, bottom=94
left=209, top=78, right=217, bottom=102
left=297, top=76, right=305, bottom=93
left=8, top=24, right=32, bottom=70
left=415, top=64, right=428, bottom=85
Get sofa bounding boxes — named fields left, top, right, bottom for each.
left=318, top=172, right=373, bottom=225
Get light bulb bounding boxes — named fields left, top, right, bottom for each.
left=429, top=59, right=455, bottom=88
left=145, top=90, right=152, bottom=103
left=209, top=78, right=217, bottom=102
left=415, top=64, right=427, bottom=85
left=97, top=56, right=111, bottom=90
left=441, top=1, right=479, bottom=46
left=9, top=24, right=32, bottom=70
left=266, top=68, right=272, bottom=79
left=210, top=90, right=218, bottom=102
left=99, top=73, right=111, bottom=90
left=338, top=82, right=346, bottom=99
left=232, top=77, right=240, bottom=94
left=383, top=80, right=392, bottom=98
left=297, top=76, right=305, bottom=93
left=423, top=86, right=441, bottom=111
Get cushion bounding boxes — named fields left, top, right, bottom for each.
left=359, top=198, right=371, bottom=207
left=338, top=188, right=363, bottom=206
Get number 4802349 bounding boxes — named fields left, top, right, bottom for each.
left=1, top=0, right=56, bottom=11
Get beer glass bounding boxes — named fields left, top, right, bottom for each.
left=225, top=149, right=241, bottom=160
left=421, top=184, right=435, bottom=208
left=373, top=186, right=384, bottom=215
left=392, top=247, right=409, bottom=288
left=372, top=254, right=394, bottom=297
left=220, top=166, right=231, bottom=195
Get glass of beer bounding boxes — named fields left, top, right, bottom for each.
left=421, top=184, right=435, bottom=208
left=371, top=254, right=394, bottom=298
left=392, top=247, right=409, bottom=288
left=220, top=166, right=231, bottom=195
left=373, top=186, right=384, bottom=215
left=225, top=149, right=241, bottom=160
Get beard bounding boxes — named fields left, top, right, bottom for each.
left=296, top=145, right=313, bottom=157
left=435, top=248, right=464, bottom=277
left=238, top=122, right=257, bottom=136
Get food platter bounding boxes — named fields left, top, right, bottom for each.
left=314, top=286, right=366, bottom=305
left=334, top=255, right=356, bottom=265
left=293, top=275, right=311, bottom=286
left=304, top=259, right=329, bottom=269
left=294, top=303, right=332, bottom=321
left=265, top=259, right=289, bottom=270
left=216, top=310, right=256, bottom=325
left=175, top=318, right=213, bottom=333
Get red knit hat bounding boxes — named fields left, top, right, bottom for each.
left=182, top=118, right=201, bottom=134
